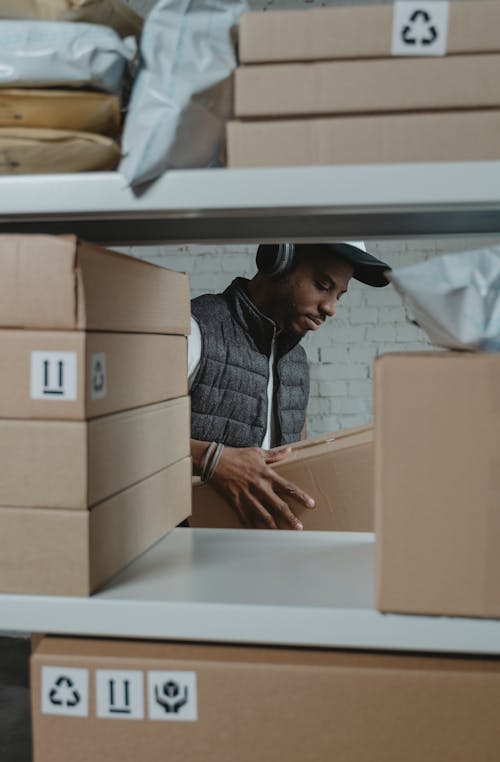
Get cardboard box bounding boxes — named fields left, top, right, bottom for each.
left=0, top=330, right=187, bottom=420
left=31, top=636, right=500, bottom=762
left=235, top=54, right=500, bottom=118
left=0, top=457, right=191, bottom=596
left=239, top=1, right=500, bottom=63
left=0, top=396, right=190, bottom=509
left=0, top=234, right=190, bottom=334
left=374, top=351, right=500, bottom=619
left=226, top=109, right=500, bottom=168
left=190, top=426, right=373, bottom=531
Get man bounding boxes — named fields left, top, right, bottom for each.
left=188, top=241, right=390, bottom=530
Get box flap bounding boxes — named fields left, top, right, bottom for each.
left=0, top=234, right=78, bottom=329
left=75, top=240, right=190, bottom=334
left=0, top=234, right=191, bottom=333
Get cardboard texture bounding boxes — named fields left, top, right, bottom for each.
left=0, top=396, right=190, bottom=509
left=0, top=457, right=191, bottom=596
left=0, top=127, right=121, bottom=173
left=0, top=235, right=190, bottom=333
left=0, top=90, right=121, bottom=135
left=375, top=351, right=500, bottom=619
left=239, top=1, right=500, bottom=62
left=191, top=426, right=374, bottom=531
left=235, top=54, right=500, bottom=118
left=226, top=109, right=500, bottom=168
left=31, top=636, right=500, bottom=762
left=0, top=329, right=187, bottom=420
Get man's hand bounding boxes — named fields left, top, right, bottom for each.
left=210, top=445, right=315, bottom=530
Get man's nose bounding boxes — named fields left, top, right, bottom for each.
left=320, top=295, right=337, bottom=318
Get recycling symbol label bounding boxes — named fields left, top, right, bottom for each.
left=41, top=666, right=89, bottom=717
left=392, top=1, right=449, bottom=56
left=90, top=352, right=107, bottom=401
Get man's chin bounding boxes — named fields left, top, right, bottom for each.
left=285, top=323, right=307, bottom=339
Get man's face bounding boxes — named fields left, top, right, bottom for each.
left=271, top=253, right=354, bottom=338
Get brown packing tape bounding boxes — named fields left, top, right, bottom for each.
left=0, top=90, right=121, bottom=136
left=0, top=127, right=120, bottom=173
left=0, top=0, right=143, bottom=38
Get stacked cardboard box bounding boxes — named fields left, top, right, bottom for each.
left=374, top=350, right=500, bottom=619
left=227, top=1, right=500, bottom=168
left=191, top=425, right=374, bottom=531
left=0, top=234, right=192, bottom=596
left=31, top=636, right=500, bottom=762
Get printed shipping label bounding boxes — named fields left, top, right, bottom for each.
left=147, top=671, right=198, bottom=721
left=41, top=666, right=89, bottom=717
left=30, top=351, right=77, bottom=401
left=392, top=1, right=449, bottom=56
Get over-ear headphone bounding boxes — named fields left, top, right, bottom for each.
left=255, top=243, right=296, bottom=279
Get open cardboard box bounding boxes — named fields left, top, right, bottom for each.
left=190, top=425, right=374, bottom=531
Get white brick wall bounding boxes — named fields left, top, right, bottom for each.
left=122, top=236, right=500, bottom=438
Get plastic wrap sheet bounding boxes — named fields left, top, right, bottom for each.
left=0, top=20, right=136, bottom=93
left=391, top=247, right=500, bottom=351
left=119, top=0, right=247, bottom=187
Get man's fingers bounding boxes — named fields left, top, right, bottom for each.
left=275, top=477, right=315, bottom=509
left=236, top=494, right=279, bottom=530
left=254, top=486, right=304, bottom=530
left=270, top=497, right=303, bottom=530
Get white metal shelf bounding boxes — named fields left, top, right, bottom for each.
left=2, top=164, right=499, bottom=657
left=2, top=162, right=500, bottom=243
left=1, top=529, right=499, bottom=655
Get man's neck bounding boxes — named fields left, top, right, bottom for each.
left=247, top=274, right=276, bottom=324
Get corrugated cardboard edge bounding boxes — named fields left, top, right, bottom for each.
left=0, top=457, right=191, bottom=596
left=89, top=457, right=192, bottom=594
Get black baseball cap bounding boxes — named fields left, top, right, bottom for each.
left=297, top=240, right=391, bottom=287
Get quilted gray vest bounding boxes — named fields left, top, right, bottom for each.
left=190, top=278, right=309, bottom=447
